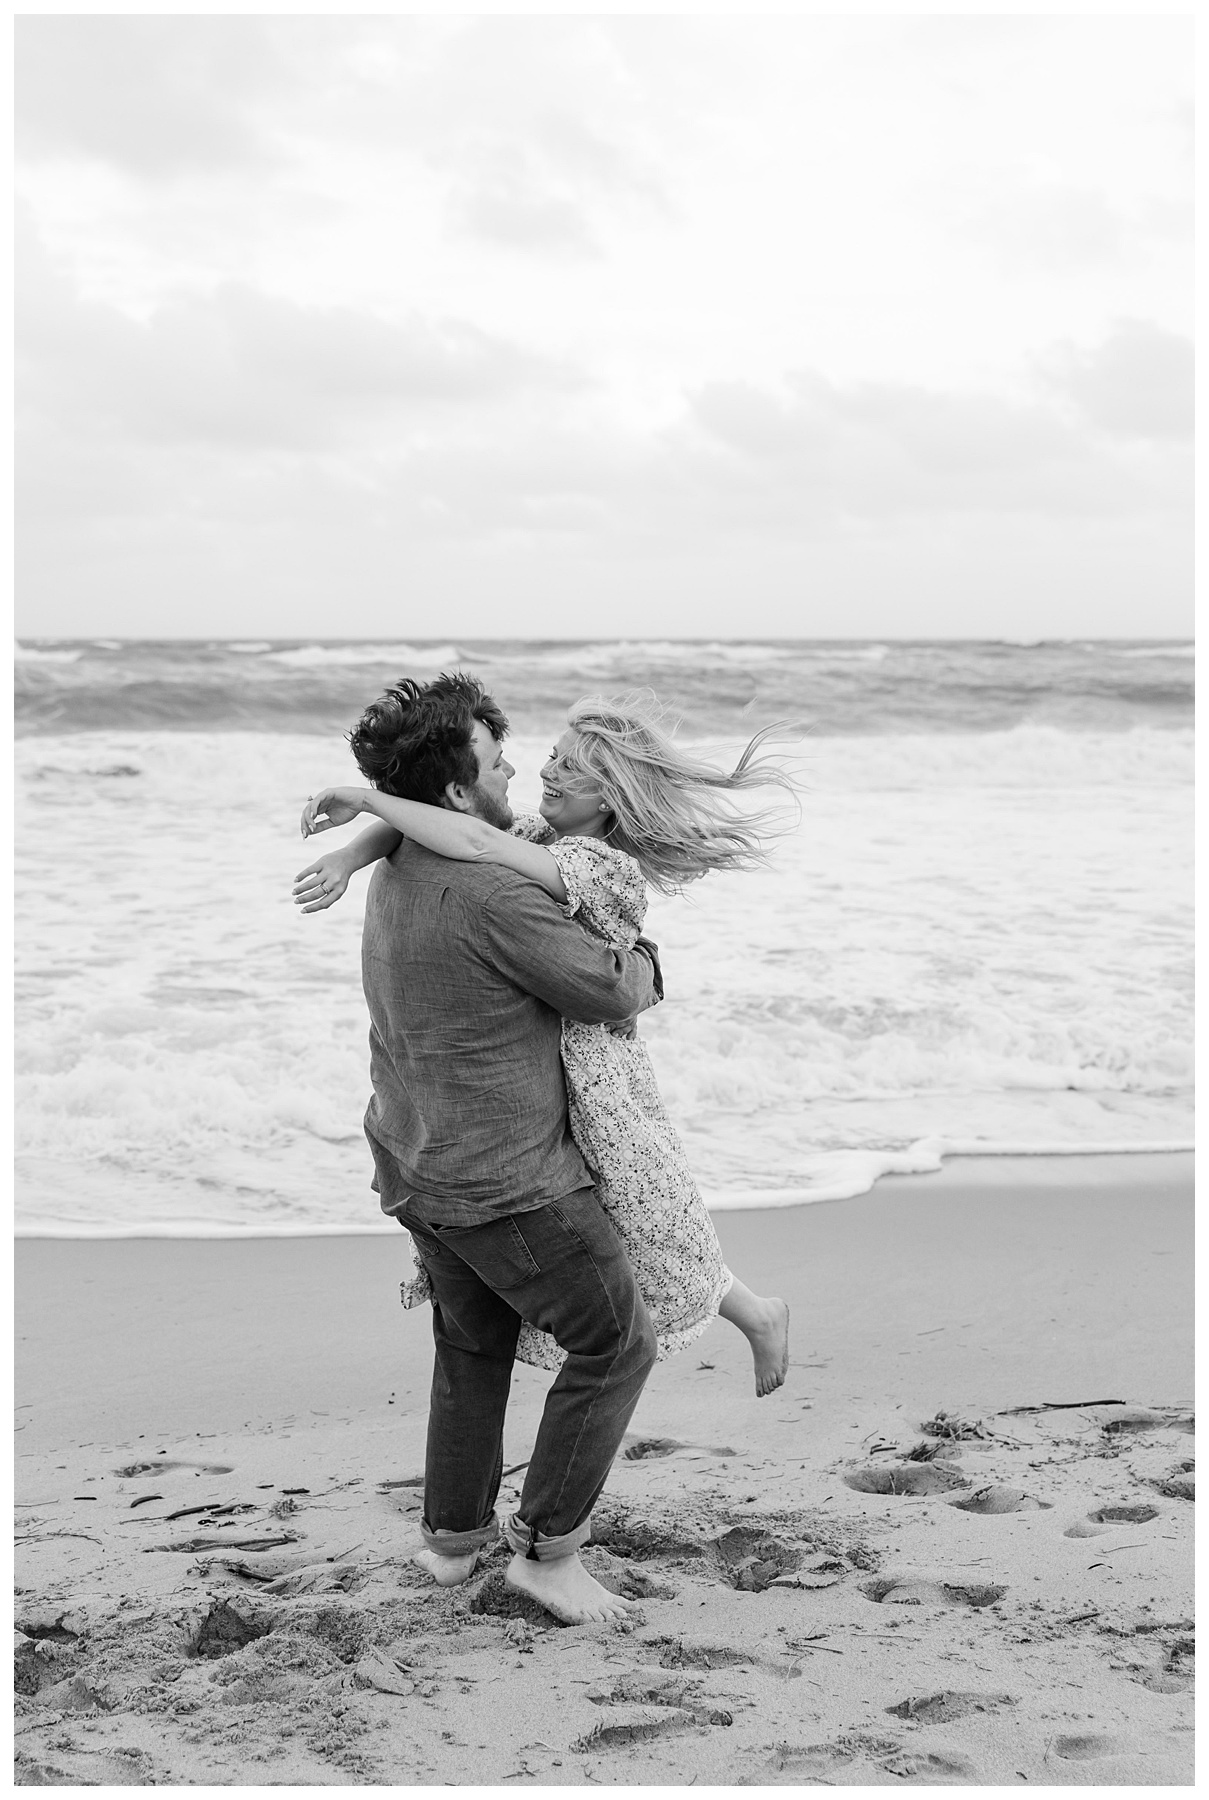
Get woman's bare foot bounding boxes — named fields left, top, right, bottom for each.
left=748, top=1296, right=791, bottom=1396
left=412, top=1547, right=479, bottom=1587
left=505, top=1551, right=635, bottom=1624
left=717, top=1279, right=791, bottom=1396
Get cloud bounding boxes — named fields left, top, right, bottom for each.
left=15, top=15, right=285, bottom=176
left=16, top=16, right=672, bottom=286
left=449, top=148, right=600, bottom=256
left=19, top=205, right=1187, bottom=567
left=968, top=187, right=1133, bottom=271
left=19, top=220, right=1187, bottom=580
left=429, top=36, right=672, bottom=256
left=683, top=367, right=1177, bottom=523
left=966, top=184, right=1192, bottom=274
left=1038, top=320, right=1193, bottom=441
left=12, top=16, right=1191, bottom=638
left=17, top=219, right=581, bottom=455
left=17, top=301, right=1191, bottom=641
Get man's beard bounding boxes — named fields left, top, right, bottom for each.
left=470, top=785, right=513, bottom=831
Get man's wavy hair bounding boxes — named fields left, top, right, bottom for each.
left=347, top=672, right=508, bottom=806
left=551, top=692, right=801, bottom=895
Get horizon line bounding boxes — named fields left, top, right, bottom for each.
left=13, top=633, right=1194, bottom=647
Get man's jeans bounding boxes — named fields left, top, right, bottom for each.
left=403, top=1189, right=657, bottom=1563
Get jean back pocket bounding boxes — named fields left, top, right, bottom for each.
left=428, top=1215, right=540, bottom=1290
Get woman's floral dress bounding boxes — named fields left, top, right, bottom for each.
left=399, top=813, right=733, bottom=1369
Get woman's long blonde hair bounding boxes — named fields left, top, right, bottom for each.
left=554, top=693, right=801, bottom=895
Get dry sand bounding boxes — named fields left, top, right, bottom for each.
left=14, top=1153, right=1194, bottom=1787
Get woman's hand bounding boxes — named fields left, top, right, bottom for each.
left=300, top=786, right=374, bottom=839
left=293, top=848, right=357, bottom=913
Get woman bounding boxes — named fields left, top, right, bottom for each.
left=295, top=689, right=795, bottom=1396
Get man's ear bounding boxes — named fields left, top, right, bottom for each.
left=443, top=779, right=474, bottom=814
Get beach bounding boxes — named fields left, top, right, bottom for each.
left=15, top=638, right=1194, bottom=1783
left=16, top=5, right=1194, bottom=1776
left=15, top=1152, right=1194, bottom=1787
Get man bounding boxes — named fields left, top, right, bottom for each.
left=346, top=673, right=661, bottom=1624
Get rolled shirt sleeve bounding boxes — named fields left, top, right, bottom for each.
left=481, top=881, right=662, bottom=1024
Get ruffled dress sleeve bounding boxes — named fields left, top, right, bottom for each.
left=545, top=838, right=647, bottom=950
left=510, top=812, right=556, bottom=845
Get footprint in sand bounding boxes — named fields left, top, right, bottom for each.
left=844, top=1463, right=968, bottom=1497
left=185, top=1598, right=273, bottom=1658
left=621, top=1436, right=738, bottom=1461
left=15, top=1608, right=86, bottom=1644
left=34, top=1670, right=117, bottom=1714
left=1152, top=1464, right=1194, bottom=1501
left=14, top=1639, right=61, bottom=1699
left=1052, top=1733, right=1125, bottom=1760
left=583, top=1546, right=678, bottom=1600
left=1064, top=1502, right=1161, bottom=1538
left=886, top=1691, right=1015, bottom=1724
left=768, top=1745, right=852, bottom=1779
left=589, top=1670, right=703, bottom=1708
left=949, top=1485, right=1052, bottom=1515
left=656, top=1639, right=753, bottom=1671
left=767, top=1736, right=896, bottom=1778
left=589, top=1507, right=707, bottom=1563
left=623, top=1437, right=684, bottom=1460
left=879, top=1749, right=979, bottom=1783
left=114, top=1459, right=234, bottom=1477
left=1144, top=1667, right=1193, bottom=1694
left=1095, top=1407, right=1194, bottom=1437
left=1142, top=1637, right=1194, bottom=1694
left=16, top=1749, right=158, bottom=1786
left=770, top=1556, right=849, bottom=1590
left=587, top=1670, right=732, bottom=1726
left=862, top=1577, right=1007, bottom=1609
left=770, top=1736, right=976, bottom=1785
left=574, top=1710, right=698, bottom=1751
left=711, top=1525, right=805, bottom=1592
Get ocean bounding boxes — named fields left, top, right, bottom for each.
left=15, top=638, right=1193, bottom=1236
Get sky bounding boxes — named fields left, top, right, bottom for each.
left=15, top=12, right=1194, bottom=641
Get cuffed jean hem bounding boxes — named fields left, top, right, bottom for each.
left=420, top=1514, right=500, bottom=1557
left=503, top=1509, right=593, bottom=1562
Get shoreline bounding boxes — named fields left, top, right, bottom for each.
left=15, top=1150, right=1193, bottom=1785
left=14, top=1146, right=1196, bottom=1239
left=16, top=1154, right=1193, bottom=1454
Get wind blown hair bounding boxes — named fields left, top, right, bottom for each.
left=555, top=693, right=801, bottom=895
left=347, top=672, right=508, bottom=806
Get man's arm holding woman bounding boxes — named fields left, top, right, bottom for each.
left=291, top=791, right=661, bottom=1031
left=482, top=880, right=663, bottom=1029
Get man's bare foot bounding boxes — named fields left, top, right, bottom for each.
left=505, top=1550, right=635, bottom=1624
left=749, top=1296, right=791, bottom=1397
left=412, top=1547, right=479, bottom=1587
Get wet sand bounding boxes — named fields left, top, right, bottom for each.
left=15, top=1154, right=1194, bottom=1786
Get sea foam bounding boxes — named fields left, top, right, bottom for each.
left=15, top=721, right=1191, bottom=1235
